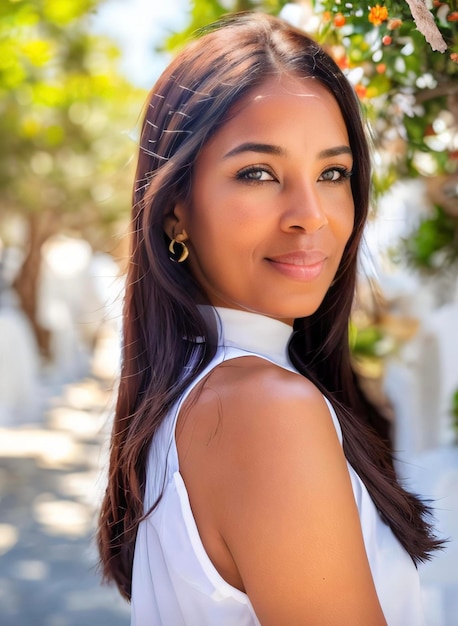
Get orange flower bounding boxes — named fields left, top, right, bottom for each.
left=331, top=45, right=349, bottom=69
left=382, top=35, right=392, bottom=45
left=334, top=13, right=346, bottom=27
left=368, top=5, right=389, bottom=26
left=388, top=18, right=402, bottom=30
left=355, top=84, right=367, bottom=99
left=447, top=12, right=458, bottom=21
left=323, top=11, right=331, bottom=22
left=335, top=54, right=349, bottom=70
left=451, top=52, right=458, bottom=63
left=376, top=63, right=387, bottom=74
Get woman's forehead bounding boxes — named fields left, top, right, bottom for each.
left=221, top=74, right=341, bottom=126
left=199, top=76, right=348, bottom=155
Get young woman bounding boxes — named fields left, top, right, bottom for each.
left=98, top=12, right=442, bottom=625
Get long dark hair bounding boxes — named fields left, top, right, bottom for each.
left=98, top=12, right=442, bottom=600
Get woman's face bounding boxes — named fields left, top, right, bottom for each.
left=172, top=75, right=355, bottom=325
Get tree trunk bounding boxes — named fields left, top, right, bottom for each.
left=13, top=212, right=58, bottom=358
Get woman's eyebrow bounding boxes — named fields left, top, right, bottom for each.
left=223, top=143, right=352, bottom=160
left=318, top=146, right=353, bottom=159
left=223, top=142, right=285, bottom=159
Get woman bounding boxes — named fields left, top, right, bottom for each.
left=98, top=12, right=442, bottom=625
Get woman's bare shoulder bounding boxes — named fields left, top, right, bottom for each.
left=177, top=357, right=386, bottom=625
left=202, top=355, right=324, bottom=404
left=190, top=355, right=335, bottom=443
left=177, top=356, right=335, bottom=463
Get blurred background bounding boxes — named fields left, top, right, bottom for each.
left=0, top=0, right=457, bottom=624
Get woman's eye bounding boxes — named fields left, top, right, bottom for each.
left=237, top=167, right=275, bottom=182
left=319, top=167, right=352, bottom=183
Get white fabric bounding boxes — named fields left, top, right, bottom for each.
left=131, top=307, right=425, bottom=626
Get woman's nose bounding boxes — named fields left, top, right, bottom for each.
left=280, top=181, right=328, bottom=233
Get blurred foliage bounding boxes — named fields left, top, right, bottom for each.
left=0, top=0, right=145, bottom=251
left=452, top=387, right=458, bottom=435
left=398, top=205, right=458, bottom=270
left=350, top=323, right=388, bottom=358
left=312, top=0, right=458, bottom=186
left=0, top=0, right=147, bottom=352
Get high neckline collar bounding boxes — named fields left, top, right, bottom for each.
left=210, top=306, right=294, bottom=370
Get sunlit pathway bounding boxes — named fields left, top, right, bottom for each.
left=0, top=365, right=130, bottom=625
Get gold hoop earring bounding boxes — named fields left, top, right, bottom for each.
left=168, top=234, right=189, bottom=263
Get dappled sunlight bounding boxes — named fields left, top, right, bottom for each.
left=62, top=379, right=114, bottom=412
left=0, top=524, right=19, bottom=556
left=33, top=494, right=92, bottom=539
left=56, top=470, right=101, bottom=504
left=91, top=329, right=121, bottom=381
left=0, top=370, right=125, bottom=624
left=0, top=428, right=79, bottom=466
left=42, top=237, right=93, bottom=278
left=12, top=559, right=49, bottom=581
left=47, top=407, right=106, bottom=440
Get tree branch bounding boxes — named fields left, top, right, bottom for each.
left=405, top=0, right=448, bottom=53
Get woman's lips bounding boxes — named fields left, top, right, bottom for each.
left=266, top=251, right=328, bottom=281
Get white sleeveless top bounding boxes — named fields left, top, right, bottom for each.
left=131, top=307, right=425, bottom=625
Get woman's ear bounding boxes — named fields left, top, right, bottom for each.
left=163, top=201, right=187, bottom=240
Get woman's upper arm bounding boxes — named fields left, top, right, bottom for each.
left=213, top=367, right=387, bottom=626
